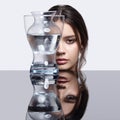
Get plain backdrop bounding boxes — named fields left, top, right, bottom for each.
left=0, top=0, right=120, bottom=70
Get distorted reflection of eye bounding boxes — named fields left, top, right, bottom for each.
left=64, top=95, right=78, bottom=103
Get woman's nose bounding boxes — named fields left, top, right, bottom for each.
left=56, top=41, right=65, bottom=55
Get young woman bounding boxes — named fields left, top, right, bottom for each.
left=49, top=5, right=88, bottom=70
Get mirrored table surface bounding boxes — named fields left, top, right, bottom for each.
left=0, top=71, right=120, bottom=120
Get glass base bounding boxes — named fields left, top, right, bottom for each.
left=30, top=64, right=59, bottom=76
left=30, top=64, right=59, bottom=85
left=30, top=64, right=59, bottom=75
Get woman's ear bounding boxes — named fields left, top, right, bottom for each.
left=78, top=52, right=81, bottom=59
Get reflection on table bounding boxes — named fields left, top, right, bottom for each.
left=57, top=70, right=89, bottom=120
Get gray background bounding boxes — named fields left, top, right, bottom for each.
left=0, top=71, right=120, bottom=120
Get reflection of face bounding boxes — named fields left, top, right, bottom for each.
left=56, top=22, right=80, bottom=70
left=57, top=71, right=79, bottom=115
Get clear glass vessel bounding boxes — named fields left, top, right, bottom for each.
left=24, top=11, right=64, bottom=76
left=24, top=11, right=65, bottom=120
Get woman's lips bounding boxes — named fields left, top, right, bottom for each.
left=57, top=76, right=69, bottom=84
left=56, top=59, right=68, bottom=65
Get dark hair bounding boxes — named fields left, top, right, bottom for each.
left=49, top=5, right=88, bottom=69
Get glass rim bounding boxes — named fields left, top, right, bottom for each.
left=24, top=11, right=65, bottom=18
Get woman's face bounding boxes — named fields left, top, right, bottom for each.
left=56, top=22, right=80, bottom=70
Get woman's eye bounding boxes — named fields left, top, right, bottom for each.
left=66, top=38, right=76, bottom=44
left=64, top=95, right=78, bottom=103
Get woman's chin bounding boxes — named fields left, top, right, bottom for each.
left=58, top=65, right=68, bottom=70
left=58, top=65, right=76, bottom=71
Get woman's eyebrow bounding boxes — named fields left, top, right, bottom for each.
left=63, top=35, right=76, bottom=39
